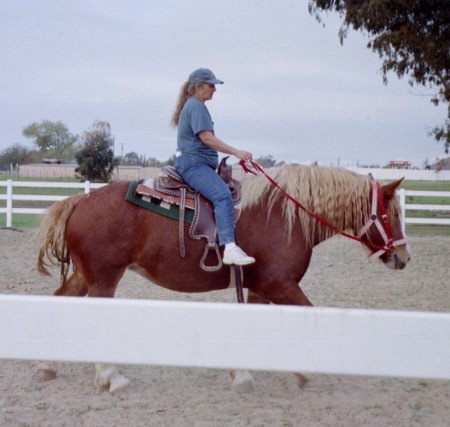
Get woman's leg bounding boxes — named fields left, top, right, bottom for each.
left=176, top=157, right=255, bottom=265
left=178, top=162, right=235, bottom=245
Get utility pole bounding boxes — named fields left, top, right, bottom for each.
left=117, top=143, right=125, bottom=180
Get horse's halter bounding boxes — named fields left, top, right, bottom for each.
left=357, top=180, right=408, bottom=262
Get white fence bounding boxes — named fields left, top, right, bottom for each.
left=1, top=180, right=449, bottom=228
left=347, top=167, right=450, bottom=181
left=1, top=294, right=450, bottom=380
left=397, top=189, right=450, bottom=226
left=0, top=180, right=106, bottom=227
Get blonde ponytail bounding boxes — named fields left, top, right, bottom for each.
left=171, top=81, right=196, bottom=127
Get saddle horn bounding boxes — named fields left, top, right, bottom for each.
left=218, top=156, right=232, bottom=184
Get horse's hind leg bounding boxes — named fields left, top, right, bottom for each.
left=37, top=270, right=88, bottom=381
left=53, top=269, right=88, bottom=296
left=83, top=266, right=130, bottom=393
left=251, top=286, right=311, bottom=389
left=37, top=362, right=58, bottom=381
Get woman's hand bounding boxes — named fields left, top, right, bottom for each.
left=234, top=150, right=253, bottom=162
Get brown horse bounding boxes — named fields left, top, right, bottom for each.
left=37, top=164, right=411, bottom=392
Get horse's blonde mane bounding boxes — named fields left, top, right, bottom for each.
left=240, top=164, right=373, bottom=244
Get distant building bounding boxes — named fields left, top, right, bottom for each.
left=385, top=160, right=411, bottom=169
left=430, top=157, right=450, bottom=171
left=43, top=158, right=64, bottom=164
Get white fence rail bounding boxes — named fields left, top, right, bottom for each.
left=397, top=189, right=450, bottom=226
left=1, top=180, right=449, bottom=378
left=1, top=180, right=449, bottom=227
left=1, top=295, right=450, bottom=380
left=0, top=180, right=106, bottom=227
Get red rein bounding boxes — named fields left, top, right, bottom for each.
left=239, top=160, right=394, bottom=255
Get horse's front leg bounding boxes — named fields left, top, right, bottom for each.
left=94, top=364, right=130, bottom=393
left=263, top=282, right=313, bottom=307
left=240, top=287, right=311, bottom=389
left=228, top=291, right=271, bottom=392
left=261, top=284, right=312, bottom=388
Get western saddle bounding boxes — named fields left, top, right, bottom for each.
left=134, top=157, right=241, bottom=272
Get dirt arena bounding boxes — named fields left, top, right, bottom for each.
left=1, top=229, right=449, bottom=427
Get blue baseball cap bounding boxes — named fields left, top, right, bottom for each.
left=189, top=68, right=224, bottom=85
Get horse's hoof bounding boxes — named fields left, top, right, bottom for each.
left=95, top=364, right=116, bottom=390
left=109, top=374, right=130, bottom=394
left=37, top=362, right=57, bottom=381
left=37, top=368, right=57, bottom=381
left=95, top=364, right=129, bottom=393
left=229, top=369, right=256, bottom=393
left=295, top=373, right=309, bottom=389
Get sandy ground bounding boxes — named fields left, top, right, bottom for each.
left=0, top=229, right=449, bottom=427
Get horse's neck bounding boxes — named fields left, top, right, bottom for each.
left=309, top=185, right=370, bottom=246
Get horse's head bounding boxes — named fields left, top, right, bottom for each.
left=357, top=176, right=412, bottom=270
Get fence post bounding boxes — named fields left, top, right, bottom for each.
left=398, top=188, right=406, bottom=233
left=6, top=179, right=13, bottom=228
left=84, top=181, right=90, bottom=194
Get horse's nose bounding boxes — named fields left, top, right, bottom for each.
left=406, top=244, right=413, bottom=262
left=393, top=253, right=409, bottom=270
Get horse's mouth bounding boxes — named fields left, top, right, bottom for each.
left=384, top=251, right=411, bottom=270
left=393, top=253, right=405, bottom=270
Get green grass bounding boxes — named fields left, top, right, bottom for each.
left=402, top=181, right=450, bottom=206
left=0, top=213, right=43, bottom=229
left=0, top=174, right=78, bottom=183
left=405, top=224, right=450, bottom=237
left=399, top=180, right=450, bottom=191
left=0, top=176, right=89, bottom=228
left=397, top=181, right=450, bottom=236
left=0, top=176, right=81, bottom=197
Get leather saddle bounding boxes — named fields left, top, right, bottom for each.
left=134, top=157, right=241, bottom=272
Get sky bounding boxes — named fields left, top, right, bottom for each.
left=1, top=0, right=447, bottom=168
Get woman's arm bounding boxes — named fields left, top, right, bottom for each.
left=198, top=131, right=253, bottom=162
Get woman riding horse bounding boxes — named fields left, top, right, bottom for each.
left=172, top=68, right=255, bottom=266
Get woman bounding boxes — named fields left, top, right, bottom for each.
left=171, top=68, right=255, bottom=266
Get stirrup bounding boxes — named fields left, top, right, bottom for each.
left=200, top=242, right=222, bottom=272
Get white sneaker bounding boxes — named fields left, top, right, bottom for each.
left=223, top=243, right=255, bottom=266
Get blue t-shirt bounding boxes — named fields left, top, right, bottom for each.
left=177, top=97, right=219, bottom=168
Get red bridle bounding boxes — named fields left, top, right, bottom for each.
left=240, top=160, right=407, bottom=261
left=357, top=180, right=408, bottom=262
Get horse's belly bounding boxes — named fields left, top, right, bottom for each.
left=128, top=264, right=231, bottom=293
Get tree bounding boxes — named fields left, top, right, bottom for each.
left=147, top=156, right=162, bottom=167
left=0, top=143, right=35, bottom=166
left=123, top=152, right=140, bottom=165
left=75, top=121, right=119, bottom=182
left=22, top=120, right=77, bottom=158
left=308, top=0, right=450, bottom=152
left=163, top=154, right=176, bottom=166
left=255, top=154, right=277, bottom=168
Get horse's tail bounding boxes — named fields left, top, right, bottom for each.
left=37, top=193, right=85, bottom=283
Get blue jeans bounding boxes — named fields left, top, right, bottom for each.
left=175, top=155, right=235, bottom=246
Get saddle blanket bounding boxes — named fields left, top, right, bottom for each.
left=125, top=179, right=195, bottom=223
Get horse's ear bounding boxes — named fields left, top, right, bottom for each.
left=382, top=177, right=404, bottom=199
left=367, top=173, right=375, bottom=181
